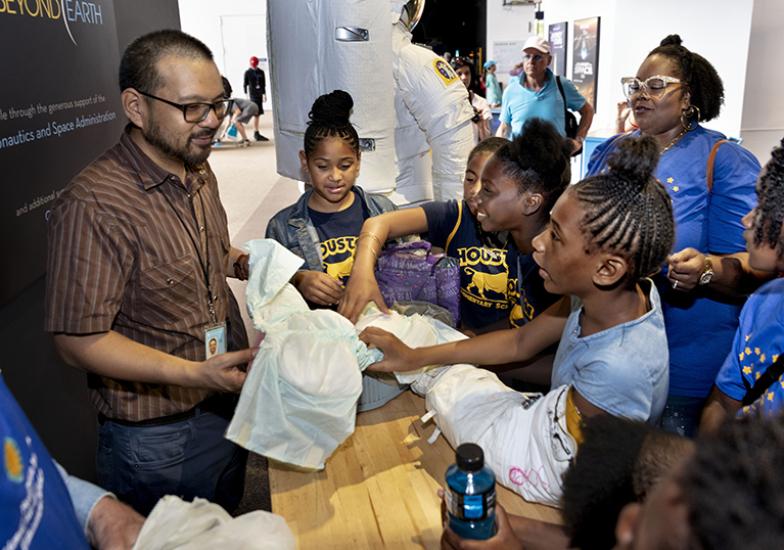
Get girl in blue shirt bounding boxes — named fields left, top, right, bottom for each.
left=701, top=138, right=784, bottom=431
left=360, top=135, right=674, bottom=431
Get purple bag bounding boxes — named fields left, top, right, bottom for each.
left=375, top=240, right=461, bottom=326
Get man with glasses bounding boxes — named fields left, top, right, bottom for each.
left=45, top=30, right=253, bottom=515
left=496, top=36, right=593, bottom=155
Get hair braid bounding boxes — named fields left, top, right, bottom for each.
left=303, top=90, right=360, bottom=158
left=574, top=136, right=674, bottom=282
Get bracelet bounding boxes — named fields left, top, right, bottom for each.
left=358, top=232, right=383, bottom=250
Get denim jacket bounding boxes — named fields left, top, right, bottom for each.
left=265, top=186, right=398, bottom=271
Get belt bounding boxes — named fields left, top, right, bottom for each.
left=98, top=394, right=237, bottom=427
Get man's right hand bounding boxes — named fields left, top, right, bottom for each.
left=338, top=272, right=389, bottom=324
left=293, top=271, right=345, bottom=306
left=191, top=347, right=256, bottom=393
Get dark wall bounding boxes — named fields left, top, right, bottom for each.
left=1, top=0, right=180, bottom=483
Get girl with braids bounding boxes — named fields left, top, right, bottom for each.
left=587, top=35, right=766, bottom=437
left=341, top=119, right=568, bottom=335
left=265, top=90, right=397, bottom=306
left=701, top=138, right=784, bottom=432
left=361, top=135, right=673, bottom=432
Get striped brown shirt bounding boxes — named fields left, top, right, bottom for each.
left=45, top=127, right=247, bottom=421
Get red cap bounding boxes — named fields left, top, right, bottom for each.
left=249, top=56, right=259, bottom=67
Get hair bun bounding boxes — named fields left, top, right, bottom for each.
left=606, top=136, right=659, bottom=189
left=660, top=34, right=683, bottom=48
left=309, top=89, right=353, bottom=126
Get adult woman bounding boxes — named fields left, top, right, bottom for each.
left=586, top=35, right=764, bottom=437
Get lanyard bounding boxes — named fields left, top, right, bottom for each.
left=158, top=181, right=218, bottom=324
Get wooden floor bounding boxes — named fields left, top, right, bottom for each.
left=270, top=391, right=562, bottom=549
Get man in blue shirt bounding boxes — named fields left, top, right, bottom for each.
left=1, top=374, right=144, bottom=549
left=496, top=36, right=593, bottom=155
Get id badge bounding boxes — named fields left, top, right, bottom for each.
left=204, top=323, right=227, bottom=359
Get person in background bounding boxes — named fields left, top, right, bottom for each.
left=45, top=30, right=253, bottom=516
left=701, top=138, right=784, bottom=433
left=1, top=371, right=144, bottom=549
left=265, top=90, right=397, bottom=307
left=496, top=36, right=593, bottom=156
left=587, top=34, right=767, bottom=437
left=243, top=55, right=269, bottom=141
left=483, top=59, right=502, bottom=108
left=454, top=57, right=491, bottom=144
left=226, top=98, right=259, bottom=146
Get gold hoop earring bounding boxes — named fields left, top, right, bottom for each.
left=680, top=105, right=700, bottom=131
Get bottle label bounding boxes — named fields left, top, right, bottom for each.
left=446, top=487, right=496, bottom=521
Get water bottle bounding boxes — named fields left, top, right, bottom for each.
left=445, top=443, right=496, bottom=540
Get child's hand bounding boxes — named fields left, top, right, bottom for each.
left=293, top=271, right=345, bottom=305
left=338, top=273, right=389, bottom=324
left=359, top=326, right=417, bottom=372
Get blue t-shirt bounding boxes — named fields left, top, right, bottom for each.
left=308, top=191, right=367, bottom=285
left=715, top=278, right=784, bottom=418
left=1, top=376, right=88, bottom=549
left=551, top=281, right=669, bottom=423
left=422, top=200, right=515, bottom=330
left=586, top=126, right=760, bottom=398
left=500, top=69, right=585, bottom=138
left=508, top=252, right=560, bottom=328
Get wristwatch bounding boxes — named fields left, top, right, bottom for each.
left=698, top=256, right=714, bottom=285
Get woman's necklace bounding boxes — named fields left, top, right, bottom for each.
left=659, top=126, right=690, bottom=155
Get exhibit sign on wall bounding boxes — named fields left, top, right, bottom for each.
left=571, top=16, right=600, bottom=111
left=0, top=1, right=126, bottom=305
left=548, top=22, right=568, bottom=78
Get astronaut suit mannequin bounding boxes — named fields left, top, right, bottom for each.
left=267, top=0, right=474, bottom=204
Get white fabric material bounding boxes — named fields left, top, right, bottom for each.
left=132, top=496, right=295, bottom=550
left=227, top=240, right=380, bottom=470
left=267, top=0, right=397, bottom=193
left=422, top=365, right=575, bottom=506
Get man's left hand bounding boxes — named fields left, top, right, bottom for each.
left=87, top=495, right=145, bottom=550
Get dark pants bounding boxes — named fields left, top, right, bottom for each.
left=659, top=395, right=706, bottom=438
left=96, top=400, right=247, bottom=516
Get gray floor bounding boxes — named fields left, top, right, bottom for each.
left=210, top=115, right=301, bottom=514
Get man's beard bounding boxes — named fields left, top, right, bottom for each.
left=143, top=118, right=214, bottom=169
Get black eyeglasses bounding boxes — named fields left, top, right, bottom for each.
left=138, top=91, right=233, bottom=123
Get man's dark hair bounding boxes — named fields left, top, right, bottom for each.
left=753, top=138, right=784, bottom=260
left=119, top=29, right=213, bottom=93
left=647, top=34, right=724, bottom=123
left=681, top=415, right=784, bottom=550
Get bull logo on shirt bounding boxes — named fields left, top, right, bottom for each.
left=464, top=267, right=508, bottom=299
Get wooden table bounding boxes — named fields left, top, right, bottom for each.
left=270, top=391, right=562, bottom=549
